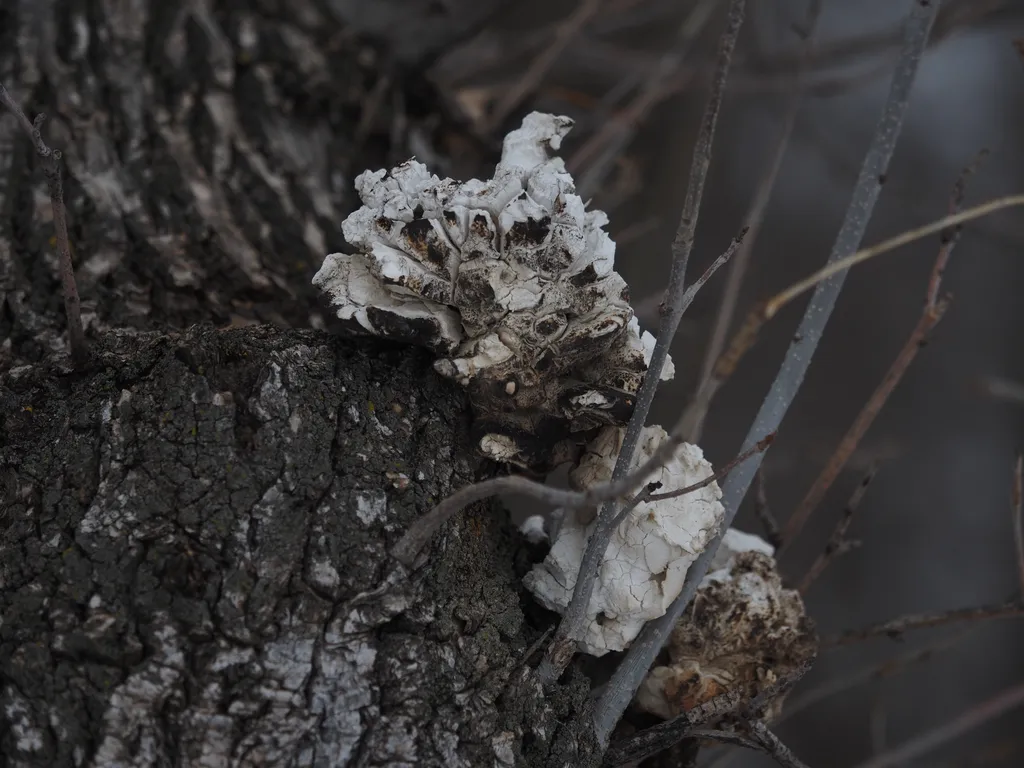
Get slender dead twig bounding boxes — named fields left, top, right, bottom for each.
left=754, top=469, right=783, bottom=549
left=822, top=600, right=1024, bottom=649
left=782, top=150, right=984, bottom=550
left=0, top=83, right=88, bottom=366
left=765, top=193, right=1024, bottom=320
left=535, top=0, right=747, bottom=685
left=747, top=721, right=811, bottom=768
left=1014, top=453, right=1024, bottom=596
left=693, top=0, right=822, bottom=441
left=484, top=0, right=604, bottom=134
left=851, top=678, right=1024, bottom=768
left=592, top=1, right=943, bottom=745
left=648, top=432, right=773, bottom=502
left=798, top=464, right=877, bottom=594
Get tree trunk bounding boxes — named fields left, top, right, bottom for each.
left=1, top=2, right=598, bottom=766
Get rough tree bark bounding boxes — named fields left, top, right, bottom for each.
left=1, top=1, right=599, bottom=766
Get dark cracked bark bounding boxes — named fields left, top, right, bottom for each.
left=0, top=2, right=599, bottom=766
left=0, top=326, right=599, bottom=767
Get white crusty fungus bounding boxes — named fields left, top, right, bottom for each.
left=634, top=528, right=818, bottom=721
left=523, top=426, right=724, bottom=655
left=313, top=112, right=671, bottom=469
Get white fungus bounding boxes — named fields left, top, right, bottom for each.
left=313, top=112, right=671, bottom=469
left=634, top=529, right=817, bottom=721
left=523, top=425, right=725, bottom=655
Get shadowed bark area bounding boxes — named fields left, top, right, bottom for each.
left=0, top=326, right=598, bottom=767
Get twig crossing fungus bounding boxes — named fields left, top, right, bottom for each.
left=314, top=112, right=672, bottom=470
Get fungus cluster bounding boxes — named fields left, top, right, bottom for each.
left=313, top=112, right=671, bottom=470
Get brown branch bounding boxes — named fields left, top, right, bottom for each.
left=0, top=83, right=88, bottom=366
left=780, top=151, right=987, bottom=551
left=822, top=600, right=1024, bottom=649
left=1014, top=453, right=1024, bottom=597
left=852, top=678, right=1024, bottom=768
left=798, top=464, right=877, bottom=594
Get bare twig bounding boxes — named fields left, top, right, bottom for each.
left=592, top=1, right=943, bottom=745
left=823, top=600, right=1024, bottom=649
left=765, top=194, right=1024, bottom=320
left=484, top=0, right=604, bottom=133
left=754, top=469, right=782, bottom=549
left=747, top=721, right=811, bottom=768
left=0, top=83, right=88, bottom=366
left=852, top=678, right=1024, bottom=768
left=1013, top=453, right=1024, bottom=596
left=648, top=432, right=772, bottom=502
left=535, top=0, right=747, bottom=685
left=798, top=464, right=876, bottom=594
left=693, top=0, right=821, bottom=441
left=782, top=150, right=984, bottom=550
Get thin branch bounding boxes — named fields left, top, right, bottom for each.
left=747, top=721, right=811, bottom=768
left=0, top=83, right=88, bottom=366
left=822, top=600, right=1024, bottom=649
left=484, top=0, right=604, bottom=133
left=782, top=150, right=984, bottom=550
left=1013, top=453, right=1024, bottom=597
left=648, top=432, right=773, bottom=501
left=851, top=678, right=1024, bottom=768
left=535, top=0, right=747, bottom=685
left=798, top=464, right=877, bottom=594
left=694, top=0, right=822, bottom=441
left=676, top=228, right=748, bottom=317
left=592, top=0, right=942, bottom=745
left=391, top=477, right=583, bottom=565
left=764, top=193, right=1024, bottom=321
left=754, top=469, right=783, bottom=549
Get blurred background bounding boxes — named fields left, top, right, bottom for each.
left=354, top=0, right=1024, bottom=764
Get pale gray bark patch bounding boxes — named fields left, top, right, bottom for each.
left=0, top=326, right=598, bottom=767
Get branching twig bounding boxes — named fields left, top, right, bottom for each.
left=747, top=721, right=811, bottom=768
left=798, top=464, right=876, bottom=594
left=0, top=82, right=88, bottom=366
left=782, top=150, right=986, bottom=550
left=591, top=1, right=942, bottom=745
left=1013, top=453, right=1024, bottom=596
left=648, top=433, right=772, bottom=502
left=534, top=0, right=747, bottom=684
left=822, top=600, right=1024, bottom=649
left=851, top=678, right=1024, bottom=768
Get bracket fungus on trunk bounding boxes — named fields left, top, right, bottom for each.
left=314, top=112, right=671, bottom=470
left=635, top=529, right=818, bottom=721
left=523, top=426, right=725, bottom=655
